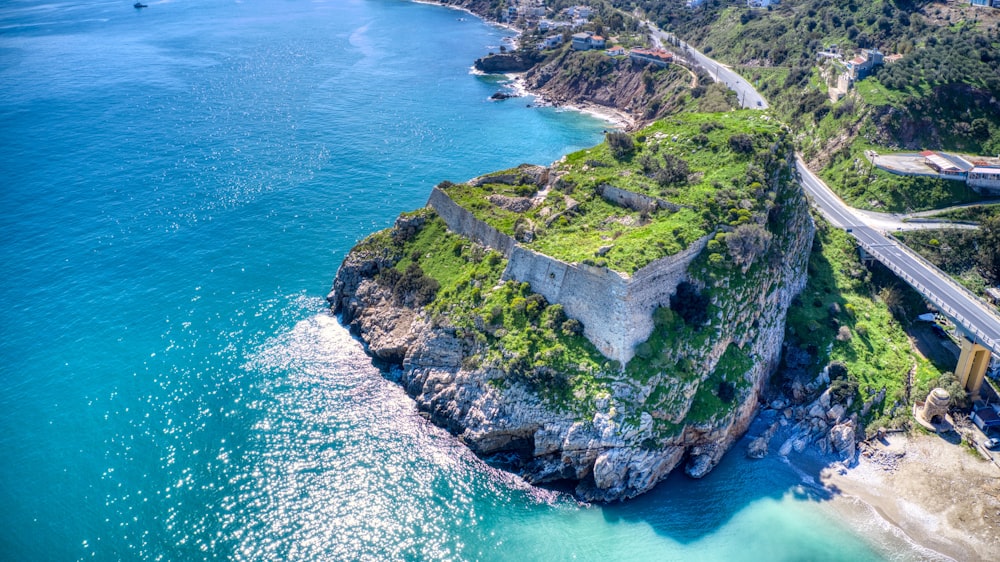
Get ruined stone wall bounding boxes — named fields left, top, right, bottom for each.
left=596, top=184, right=666, bottom=212
left=427, top=188, right=516, bottom=257
left=428, top=187, right=711, bottom=363
left=502, top=247, right=632, bottom=361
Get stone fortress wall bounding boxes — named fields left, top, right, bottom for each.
left=427, top=187, right=709, bottom=363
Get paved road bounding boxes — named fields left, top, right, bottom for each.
left=797, top=158, right=1000, bottom=356
left=646, top=23, right=767, bottom=109
left=640, top=19, right=1000, bottom=355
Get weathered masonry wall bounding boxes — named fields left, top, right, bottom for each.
left=427, top=188, right=710, bottom=363
left=428, top=188, right=516, bottom=257
left=596, top=183, right=673, bottom=213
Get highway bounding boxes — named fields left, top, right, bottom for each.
left=642, top=19, right=1000, bottom=356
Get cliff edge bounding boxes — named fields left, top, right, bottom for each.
left=330, top=113, right=814, bottom=500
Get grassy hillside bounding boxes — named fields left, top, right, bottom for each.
left=442, top=111, right=789, bottom=273
left=782, top=217, right=943, bottom=429
left=633, top=0, right=1000, bottom=209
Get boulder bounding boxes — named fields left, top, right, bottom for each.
left=829, top=421, right=857, bottom=463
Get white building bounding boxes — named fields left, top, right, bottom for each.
left=565, top=5, right=594, bottom=19
left=538, top=34, right=564, bottom=50
left=968, top=166, right=1000, bottom=194
left=538, top=19, right=571, bottom=32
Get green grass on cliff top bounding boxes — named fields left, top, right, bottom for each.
left=441, top=111, right=786, bottom=274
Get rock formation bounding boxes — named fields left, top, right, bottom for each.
left=330, top=118, right=814, bottom=501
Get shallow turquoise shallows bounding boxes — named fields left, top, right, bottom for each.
left=0, top=1, right=923, bottom=560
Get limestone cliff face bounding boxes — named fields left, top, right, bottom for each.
left=329, top=158, right=814, bottom=501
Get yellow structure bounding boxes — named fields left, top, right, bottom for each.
left=955, top=337, right=991, bottom=398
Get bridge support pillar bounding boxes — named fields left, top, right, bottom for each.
left=955, top=337, right=990, bottom=399
left=858, top=247, right=875, bottom=266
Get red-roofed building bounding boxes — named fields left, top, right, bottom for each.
left=846, top=49, right=884, bottom=80
left=629, top=48, right=674, bottom=67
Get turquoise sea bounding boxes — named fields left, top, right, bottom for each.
left=0, top=1, right=936, bottom=560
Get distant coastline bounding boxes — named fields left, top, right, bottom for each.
left=414, top=0, right=633, bottom=130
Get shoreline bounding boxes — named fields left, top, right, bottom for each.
left=505, top=73, right=636, bottom=130
left=414, top=0, right=636, bottom=131
left=411, top=0, right=521, bottom=34
left=786, top=432, right=1000, bottom=561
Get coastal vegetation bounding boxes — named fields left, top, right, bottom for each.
left=440, top=111, right=787, bottom=273
left=635, top=0, right=1000, bottom=210
left=782, top=217, right=942, bottom=430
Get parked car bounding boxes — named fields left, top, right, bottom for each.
left=985, top=437, right=1000, bottom=450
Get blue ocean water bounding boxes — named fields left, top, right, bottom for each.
left=0, top=1, right=930, bottom=560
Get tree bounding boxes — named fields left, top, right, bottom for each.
left=977, top=215, right=1000, bottom=284
left=655, top=153, right=690, bottom=187
left=606, top=131, right=635, bottom=159
left=728, top=133, right=755, bottom=155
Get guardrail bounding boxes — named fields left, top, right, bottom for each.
left=853, top=235, right=1000, bottom=357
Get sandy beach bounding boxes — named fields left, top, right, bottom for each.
left=819, top=433, right=1000, bottom=561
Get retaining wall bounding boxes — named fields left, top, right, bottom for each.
left=428, top=187, right=710, bottom=363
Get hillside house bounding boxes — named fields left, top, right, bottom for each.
left=846, top=49, right=884, bottom=80
left=538, top=19, right=571, bottom=32
left=565, top=5, right=593, bottom=19
left=571, top=32, right=604, bottom=51
left=747, top=0, right=779, bottom=7
left=538, top=34, right=564, bottom=50
left=686, top=0, right=705, bottom=7
left=969, top=0, right=994, bottom=7
left=605, top=46, right=626, bottom=56
left=629, top=48, right=674, bottom=67
left=968, top=166, right=1000, bottom=194
left=519, top=4, right=546, bottom=19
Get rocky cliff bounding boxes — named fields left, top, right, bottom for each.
left=330, top=117, right=814, bottom=501
left=522, top=49, right=713, bottom=123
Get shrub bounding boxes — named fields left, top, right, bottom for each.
left=654, top=153, right=690, bottom=187
left=835, top=325, right=852, bottom=342
left=606, top=131, right=635, bottom=159
left=392, top=263, right=440, bottom=307
left=544, top=303, right=567, bottom=329
left=728, top=133, right=755, bottom=155
left=561, top=318, right=583, bottom=336
left=726, top=224, right=772, bottom=269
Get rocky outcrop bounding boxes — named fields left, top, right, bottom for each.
left=475, top=51, right=543, bottom=73
left=330, top=117, right=813, bottom=501
left=522, top=50, right=701, bottom=124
